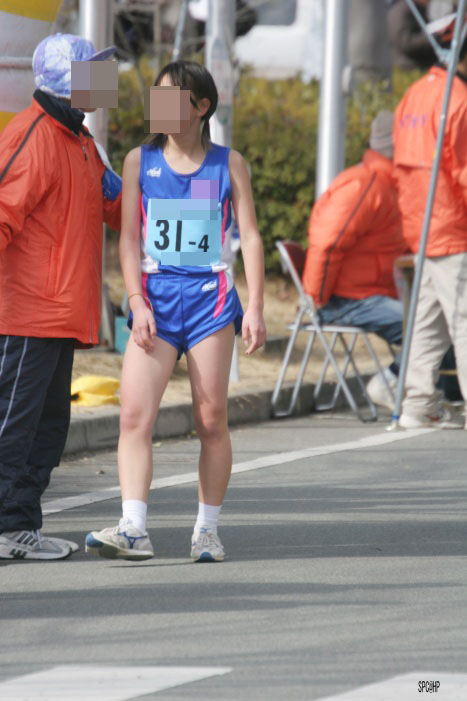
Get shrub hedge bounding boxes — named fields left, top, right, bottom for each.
left=108, top=65, right=422, bottom=272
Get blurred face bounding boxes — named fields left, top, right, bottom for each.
left=70, top=60, right=118, bottom=110
left=145, top=73, right=210, bottom=133
left=144, top=85, right=191, bottom=134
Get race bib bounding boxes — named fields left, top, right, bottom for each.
left=146, top=198, right=222, bottom=266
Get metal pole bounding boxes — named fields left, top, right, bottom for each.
left=405, top=0, right=450, bottom=63
left=390, top=0, right=467, bottom=428
left=79, top=0, right=112, bottom=147
left=79, top=0, right=114, bottom=348
left=206, top=0, right=235, bottom=146
left=153, top=0, right=161, bottom=75
left=206, top=0, right=239, bottom=382
left=172, top=0, right=190, bottom=61
left=316, top=0, right=349, bottom=197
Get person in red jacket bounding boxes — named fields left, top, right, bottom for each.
left=393, top=16, right=467, bottom=429
left=302, top=111, right=407, bottom=409
left=0, top=34, right=122, bottom=560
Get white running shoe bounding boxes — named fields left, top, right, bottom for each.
left=0, top=530, right=72, bottom=560
left=190, top=528, right=225, bottom=562
left=85, top=518, right=154, bottom=560
left=46, top=535, right=79, bottom=553
left=399, top=406, right=463, bottom=429
left=366, top=368, right=397, bottom=411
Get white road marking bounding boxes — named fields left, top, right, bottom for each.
left=317, top=672, right=467, bottom=700
left=43, top=428, right=433, bottom=516
left=0, top=665, right=231, bottom=700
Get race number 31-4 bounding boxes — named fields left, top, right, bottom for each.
left=146, top=198, right=222, bottom=266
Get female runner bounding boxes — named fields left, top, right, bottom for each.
left=86, top=60, right=266, bottom=561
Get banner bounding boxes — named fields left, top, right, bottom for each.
left=0, top=0, right=62, bottom=131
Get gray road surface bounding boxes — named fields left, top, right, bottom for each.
left=1, top=412, right=466, bottom=700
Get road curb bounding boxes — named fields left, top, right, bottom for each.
left=64, top=374, right=371, bottom=456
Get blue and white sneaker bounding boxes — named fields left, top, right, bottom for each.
left=190, top=528, right=225, bottom=562
left=85, top=518, right=154, bottom=561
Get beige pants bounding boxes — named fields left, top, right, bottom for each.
left=403, top=252, right=467, bottom=417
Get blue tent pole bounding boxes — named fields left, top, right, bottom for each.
left=389, top=0, right=467, bottom=429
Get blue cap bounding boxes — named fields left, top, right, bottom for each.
left=32, top=33, right=116, bottom=99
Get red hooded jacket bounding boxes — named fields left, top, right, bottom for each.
left=0, top=93, right=121, bottom=345
left=302, top=150, right=406, bottom=306
left=394, top=65, right=467, bottom=255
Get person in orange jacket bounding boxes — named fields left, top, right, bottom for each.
left=0, top=34, right=122, bottom=560
left=393, top=15, right=467, bottom=429
left=302, top=111, right=407, bottom=410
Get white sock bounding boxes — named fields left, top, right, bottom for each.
left=194, top=502, right=222, bottom=534
left=122, top=500, right=147, bottom=533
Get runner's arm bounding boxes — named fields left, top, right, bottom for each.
left=119, top=146, right=156, bottom=351
left=229, top=149, right=266, bottom=354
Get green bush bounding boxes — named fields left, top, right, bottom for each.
left=233, top=70, right=422, bottom=271
left=108, top=65, right=422, bottom=271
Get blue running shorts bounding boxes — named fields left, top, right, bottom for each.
left=128, top=270, right=243, bottom=358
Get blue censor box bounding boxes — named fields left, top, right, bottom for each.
left=146, top=197, right=222, bottom=266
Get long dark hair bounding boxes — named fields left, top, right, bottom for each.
left=144, top=60, right=218, bottom=151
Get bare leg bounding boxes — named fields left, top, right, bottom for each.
left=118, top=334, right=178, bottom=502
left=187, top=324, right=235, bottom=506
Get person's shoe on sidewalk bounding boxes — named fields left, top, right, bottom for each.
left=399, top=406, right=464, bottom=429
left=366, top=367, right=397, bottom=411
left=191, top=527, right=225, bottom=562
left=85, top=517, right=154, bottom=560
left=46, top=535, right=79, bottom=553
left=0, top=530, right=72, bottom=560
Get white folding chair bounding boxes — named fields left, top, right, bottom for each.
left=271, top=240, right=395, bottom=422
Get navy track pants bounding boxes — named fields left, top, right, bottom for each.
left=0, top=336, right=74, bottom=532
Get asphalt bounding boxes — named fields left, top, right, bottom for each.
left=1, top=410, right=466, bottom=700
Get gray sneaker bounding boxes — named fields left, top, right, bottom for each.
left=0, top=530, right=72, bottom=560
left=399, top=406, right=464, bottom=429
left=85, top=518, right=154, bottom=561
left=45, top=535, right=79, bottom=553
left=190, top=528, right=225, bottom=562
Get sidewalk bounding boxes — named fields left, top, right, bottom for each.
left=66, top=333, right=392, bottom=455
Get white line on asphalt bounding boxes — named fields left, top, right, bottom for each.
left=0, top=665, right=232, bottom=700
left=43, top=428, right=433, bottom=516
left=316, top=671, right=467, bottom=700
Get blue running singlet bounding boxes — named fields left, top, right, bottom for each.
left=139, top=142, right=232, bottom=276
left=128, top=142, right=243, bottom=357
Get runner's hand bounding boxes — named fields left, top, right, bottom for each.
left=242, top=307, right=267, bottom=355
left=131, top=299, right=156, bottom=352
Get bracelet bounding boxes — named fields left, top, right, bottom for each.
left=128, top=292, right=154, bottom=313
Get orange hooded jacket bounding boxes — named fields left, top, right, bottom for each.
left=0, top=94, right=121, bottom=345
left=302, top=149, right=406, bottom=307
left=394, top=65, right=467, bottom=255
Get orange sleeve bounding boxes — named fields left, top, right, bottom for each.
left=0, top=122, right=57, bottom=252
left=302, top=169, right=376, bottom=306
left=449, top=103, right=467, bottom=210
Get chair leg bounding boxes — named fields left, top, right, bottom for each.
left=271, top=317, right=303, bottom=416
left=271, top=307, right=314, bottom=418
left=328, top=332, right=355, bottom=409
left=285, top=329, right=316, bottom=415
left=337, top=334, right=377, bottom=421
left=314, top=332, right=338, bottom=411
left=313, top=330, right=377, bottom=422
left=361, top=333, right=395, bottom=402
